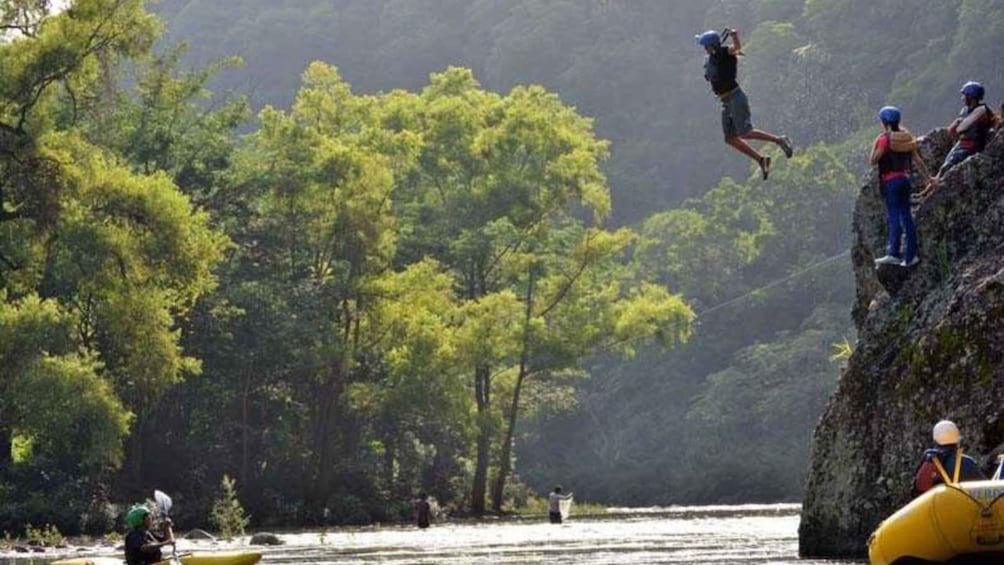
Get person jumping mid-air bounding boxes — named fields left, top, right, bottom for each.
left=696, top=28, right=793, bottom=180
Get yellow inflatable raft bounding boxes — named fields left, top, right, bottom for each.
left=51, top=551, right=262, bottom=565
left=869, top=452, right=1004, bottom=564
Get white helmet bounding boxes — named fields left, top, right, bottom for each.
left=933, top=420, right=961, bottom=446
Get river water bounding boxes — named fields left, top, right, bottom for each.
left=1, top=503, right=863, bottom=564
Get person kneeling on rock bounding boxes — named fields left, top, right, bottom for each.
left=923, top=81, right=998, bottom=194
left=869, top=105, right=934, bottom=269
left=912, top=419, right=984, bottom=497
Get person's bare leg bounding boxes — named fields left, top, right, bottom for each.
left=742, top=129, right=781, bottom=144
left=727, top=136, right=770, bottom=179
left=726, top=135, right=763, bottom=162
left=742, top=129, right=793, bottom=158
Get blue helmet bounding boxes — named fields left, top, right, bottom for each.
left=960, top=81, right=985, bottom=100
left=695, top=30, right=721, bottom=47
left=878, top=106, right=901, bottom=125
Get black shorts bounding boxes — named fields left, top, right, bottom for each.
left=720, top=88, right=753, bottom=139
left=549, top=511, right=562, bottom=524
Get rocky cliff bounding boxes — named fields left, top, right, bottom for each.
left=799, top=127, right=1004, bottom=557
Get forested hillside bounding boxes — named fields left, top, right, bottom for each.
left=2, top=0, right=1002, bottom=534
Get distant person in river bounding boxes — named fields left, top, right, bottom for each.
left=869, top=105, right=934, bottom=268
left=124, top=504, right=175, bottom=565
left=912, top=420, right=984, bottom=497
left=921, top=81, right=999, bottom=196
left=696, top=28, right=793, bottom=181
left=413, top=492, right=431, bottom=529
left=548, top=485, right=573, bottom=524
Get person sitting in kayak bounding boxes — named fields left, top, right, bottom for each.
left=125, top=504, right=175, bottom=565
left=696, top=28, right=793, bottom=180
left=912, top=420, right=984, bottom=497
left=548, top=485, right=573, bottom=524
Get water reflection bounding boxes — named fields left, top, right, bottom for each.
left=1, top=504, right=863, bottom=564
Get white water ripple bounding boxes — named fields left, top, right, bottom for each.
left=1, top=504, right=863, bottom=564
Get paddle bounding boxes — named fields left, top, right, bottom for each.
left=154, top=490, right=181, bottom=565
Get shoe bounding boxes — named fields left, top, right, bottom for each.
left=778, top=135, right=793, bottom=158
left=900, top=256, right=920, bottom=267
left=759, top=156, right=771, bottom=180
left=874, top=255, right=901, bottom=266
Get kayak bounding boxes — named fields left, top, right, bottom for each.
left=868, top=480, right=1004, bottom=564
left=52, top=551, right=262, bottom=565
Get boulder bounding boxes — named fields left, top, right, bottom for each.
left=249, top=532, right=284, bottom=546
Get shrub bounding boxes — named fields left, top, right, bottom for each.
left=24, top=523, right=64, bottom=547
left=209, top=475, right=250, bottom=541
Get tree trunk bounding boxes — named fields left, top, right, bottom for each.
left=310, top=361, right=343, bottom=506
left=491, top=267, right=535, bottom=513
left=491, top=369, right=526, bottom=512
left=240, top=370, right=251, bottom=487
left=0, top=425, right=11, bottom=470
left=470, top=364, right=490, bottom=515
left=128, top=421, right=145, bottom=490
left=383, top=433, right=396, bottom=493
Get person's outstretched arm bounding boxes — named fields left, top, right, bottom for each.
left=913, top=148, right=937, bottom=198
left=869, top=135, right=886, bottom=166
left=727, top=28, right=743, bottom=56
left=913, top=147, right=932, bottom=181
left=956, top=105, right=987, bottom=134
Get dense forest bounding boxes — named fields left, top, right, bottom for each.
left=2, top=0, right=1002, bottom=535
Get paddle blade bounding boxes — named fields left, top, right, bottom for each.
left=154, top=490, right=173, bottom=516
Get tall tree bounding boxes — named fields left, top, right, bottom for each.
left=392, top=67, right=692, bottom=513
left=0, top=0, right=227, bottom=531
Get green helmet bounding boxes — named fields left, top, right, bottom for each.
left=125, top=504, right=150, bottom=527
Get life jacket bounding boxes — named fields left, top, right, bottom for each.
left=878, top=131, right=914, bottom=180
left=959, top=104, right=993, bottom=151
left=704, top=48, right=738, bottom=96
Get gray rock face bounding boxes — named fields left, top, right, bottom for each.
left=799, top=128, right=1004, bottom=558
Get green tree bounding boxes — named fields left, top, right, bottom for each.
left=0, top=0, right=227, bottom=529
left=390, top=66, right=693, bottom=513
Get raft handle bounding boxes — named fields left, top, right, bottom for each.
left=975, top=533, right=1004, bottom=546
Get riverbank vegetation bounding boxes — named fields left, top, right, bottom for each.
left=2, top=0, right=1000, bottom=535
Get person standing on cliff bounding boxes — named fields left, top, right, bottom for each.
left=869, top=105, right=934, bottom=268
left=912, top=420, right=983, bottom=497
left=696, top=28, right=793, bottom=180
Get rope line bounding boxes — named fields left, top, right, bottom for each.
left=696, top=248, right=852, bottom=319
